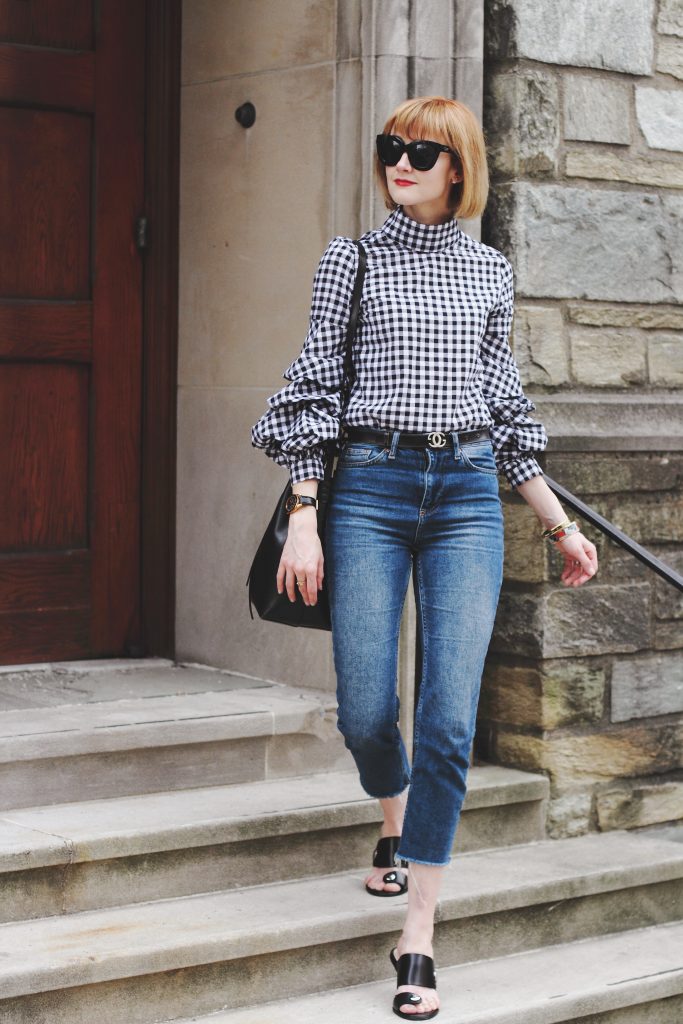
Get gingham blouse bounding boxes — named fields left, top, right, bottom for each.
left=251, top=204, right=547, bottom=488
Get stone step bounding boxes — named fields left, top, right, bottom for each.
left=1, top=830, right=682, bottom=1023
left=167, top=920, right=683, bottom=1024
left=0, top=678, right=354, bottom=810
left=0, top=763, right=547, bottom=920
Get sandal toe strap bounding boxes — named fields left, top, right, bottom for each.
left=382, top=869, right=407, bottom=886
left=394, top=991, right=423, bottom=1009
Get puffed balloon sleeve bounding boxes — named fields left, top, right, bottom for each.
left=479, top=256, right=548, bottom=488
left=250, top=235, right=358, bottom=486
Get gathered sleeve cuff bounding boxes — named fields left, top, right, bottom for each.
left=479, top=257, right=548, bottom=488
left=250, top=236, right=359, bottom=485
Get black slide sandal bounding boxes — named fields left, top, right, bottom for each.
left=365, top=835, right=409, bottom=897
left=390, top=949, right=439, bottom=1020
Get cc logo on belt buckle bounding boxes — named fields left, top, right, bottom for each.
left=427, top=431, right=447, bottom=448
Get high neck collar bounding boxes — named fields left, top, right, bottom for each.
left=379, top=205, right=462, bottom=252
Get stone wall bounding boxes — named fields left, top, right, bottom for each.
left=477, top=0, right=683, bottom=837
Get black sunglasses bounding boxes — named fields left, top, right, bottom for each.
left=376, top=133, right=456, bottom=172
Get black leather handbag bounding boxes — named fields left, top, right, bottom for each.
left=246, top=239, right=367, bottom=629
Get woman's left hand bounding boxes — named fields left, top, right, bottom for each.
left=556, top=532, right=598, bottom=587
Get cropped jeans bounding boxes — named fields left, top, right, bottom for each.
left=324, top=430, right=504, bottom=866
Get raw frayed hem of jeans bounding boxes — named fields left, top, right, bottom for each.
left=395, top=853, right=451, bottom=867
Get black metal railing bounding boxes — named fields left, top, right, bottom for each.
left=544, top=475, right=683, bottom=593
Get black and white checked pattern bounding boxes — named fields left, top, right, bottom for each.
left=251, top=205, right=547, bottom=488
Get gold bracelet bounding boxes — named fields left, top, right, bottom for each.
left=544, top=521, right=580, bottom=544
left=541, top=518, right=571, bottom=539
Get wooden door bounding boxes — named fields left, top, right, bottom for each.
left=0, top=1, right=146, bottom=664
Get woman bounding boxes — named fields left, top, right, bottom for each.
left=251, top=96, right=597, bottom=1020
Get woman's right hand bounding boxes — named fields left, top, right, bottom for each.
left=277, top=510, right=324, bottom=606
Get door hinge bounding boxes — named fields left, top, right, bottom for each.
left=135, top=216, right=148, bottom=250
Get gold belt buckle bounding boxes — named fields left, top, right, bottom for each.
left=427, top=431, right=447, bottom=448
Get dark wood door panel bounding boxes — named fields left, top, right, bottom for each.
left=0, top=363, right=88, bottom=549
left=0, top=551, right=90, bottom=663
left=0, top=43, right=94, bottom=110
left=0, top=0, right=92, bottom=49
left=0, top=0, right=145, bottom=664
left=0, top=301, right=91, bottom=361
left=0, top=107, right=91, bottom=299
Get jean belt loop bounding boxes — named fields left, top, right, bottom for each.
left=388, top=429, right=400, bottom=459
left=450, top=430, right=460, bottom=461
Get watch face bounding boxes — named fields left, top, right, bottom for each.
left=285, top=494, right=298, bottom=513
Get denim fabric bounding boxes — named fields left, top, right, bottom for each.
left=324, top=430, right=504, bottom=866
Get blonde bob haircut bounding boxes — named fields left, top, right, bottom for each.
left=374, top=96, right=489, bottom=220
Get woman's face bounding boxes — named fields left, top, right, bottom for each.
left=384, top=131, right=461, bottom=221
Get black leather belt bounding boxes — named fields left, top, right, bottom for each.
left=342, top=426, right=490, bottom=450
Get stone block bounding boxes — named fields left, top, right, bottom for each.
left=179, top=64, right=336, bottom=390
left=541, top=453, right=683, bottom=496
left=565, top=149, right=683, bottom=189
left=657, top=36, right=683, bottom=80
left=502, top=501, right=549, bottom=582
left=511, top=305, right=568, bottom=386
left=611, top=653, right=683, bottom=722
left=570, top=328, right=646, bottom=387
left=613, top=495, right=683, bottom=544
left=455, top=59, right=484, bottom=130
left=654, top=550, right=683, bottom=621
left=636, top=87, right=683, bottom=151
left=485, top=68, right=560, bottom=176
left=492, top=582, right=651, bottom=658
left=485, top=0, right=654, bottom=75
left=481, top=659, right=605, bottom=729
left=372, top=0, right=411, bottom=54
left=649, top=332, right=683, bottom=385
left=493, top=729, right=545, bottom=774
left=480, top=663, right=543, bottom=727
left=658, top=0, right=683, bottom=37
left=491, top=590, right=544, bottom=658
left=412, top=57, right=454, bottom=99
left=337, top=0, right=362, bottom=60
left=605, top=545, right=650, bottom=584
left=455, top=0, right=484, bottom=60
left=496, top=720, right=683, bottom=787
left=542, top=582, right=651, bottom=658
left=654, top=621, right=683, bottom=649
left=534, top=392, right=683, bottom=451
left=546, top=785, right=593, bottom=838
left=596, top=777, right=683, bottom=830
left=486, top=183, right=683, bottom=304
left=563, top=75, right=630, bottom=144
left=541, top=659, right=607, bottom=727
left=567, top=305, right=683, bottom=330
left=412, top=0, right=455, bottom=59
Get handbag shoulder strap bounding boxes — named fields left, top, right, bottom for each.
left=340, top=239, right=367, bottom=406
left=319, top=240, right=367, bottom=481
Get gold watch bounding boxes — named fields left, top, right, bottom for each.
left=284, top=493, right=318, bottom=514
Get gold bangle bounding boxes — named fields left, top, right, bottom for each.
left=541, top=518, right=571, bottom=539
left=546, top=521, right=580, bottom=543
